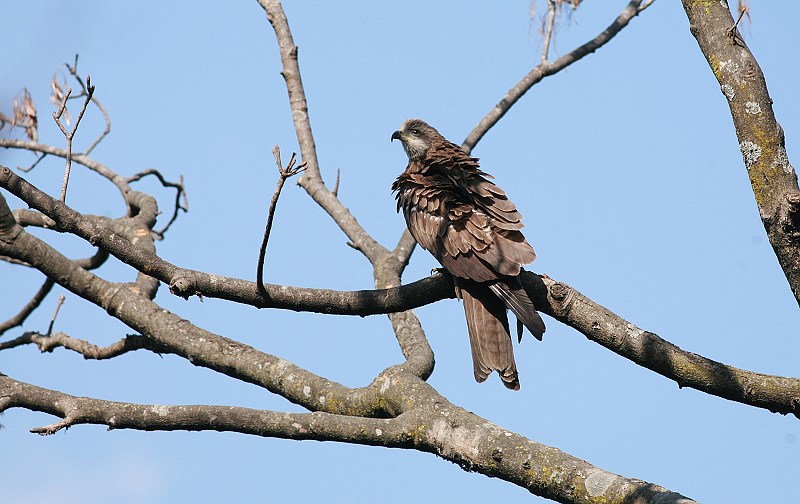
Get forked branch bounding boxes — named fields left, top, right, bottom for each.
left=51, top=74, right=95, bottom=202
left=256, top=145, right=306, bottom=297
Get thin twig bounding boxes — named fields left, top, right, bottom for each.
left=8, top=331, right=167, bottom=359
left=463, top=0, right=652, bottom=153
left=45, top=295, right=65, bottom=337
left=19, top=153, right=48, bottom=173
left=256, top=145, right=306, bottom=297
left=65, top=56, right=111, bottom=155
left=332, top=168, right=341, bottom=197
left=0, top=279, right=55, bottom=337
left=127, top=169, right=189, bottom=238
left=53, top=74, right=95, bottom=202
left=726, top=6, right=747, bottom=44
left=0, top=244, right=106, bottom=337
left=541, top=0, right=557, bottom=63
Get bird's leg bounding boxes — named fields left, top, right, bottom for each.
left=450, top=274, right=463, bottom=300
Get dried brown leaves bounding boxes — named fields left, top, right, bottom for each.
left=0, top=88, right=38, bottom=142
left=50, top=73, right=71, bottom=127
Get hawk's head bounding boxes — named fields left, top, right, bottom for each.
left=391, top=118, right=440, bottom=161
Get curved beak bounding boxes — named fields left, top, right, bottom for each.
left=391, top=130, right=403, bottom=142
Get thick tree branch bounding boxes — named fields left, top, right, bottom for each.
left=539, top=275, right=800, bottom=418
left=0, top=244, right=108, bottom=337
left=4, top=173, right=798, bottom=418
left=681, top=1, right=800, bottom=305
left=463, top=0, right=652, bottom=153
left=0, top=169, right=451, bottom=314
left=257, top=0, right=435, bottom=377
left=0, top=372, right=392, bottom=437
left=0, top=194, right=386, bottom=416
left=0, top=370, right=694, bottom=503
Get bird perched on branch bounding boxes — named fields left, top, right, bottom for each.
left=391, top=118, right=545, bottom=390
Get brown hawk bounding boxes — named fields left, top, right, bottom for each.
left=391, top=118, right=545, bottom=390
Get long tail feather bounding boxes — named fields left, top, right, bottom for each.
left=488, top=281, right=545, bottom=341
left=460, top=283, right=520, bottom=390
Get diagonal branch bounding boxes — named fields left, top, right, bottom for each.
left=537, top=274, right=800, bottom=418
left=463, top=0, right=653, bottom=153
left=259, top=0, right=389, bottom=264
left=681, top=1, right=800, bottom=306
left=0, top=279, right=54, bottom=337
left=262, top=0, right=434, bottom=376
left=0, top=192, right=386, bottom=417
left=0, top=247, right=107, bottom=337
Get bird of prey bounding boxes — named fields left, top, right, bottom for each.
left=391, top=118, right=545, bottom=390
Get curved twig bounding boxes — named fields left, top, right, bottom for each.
left=256, top=146, right=306, bottom=297
left=126, top=168, right=188, bottom=238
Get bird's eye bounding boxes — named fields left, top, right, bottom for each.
left=410, top=129, right=420, bottom=136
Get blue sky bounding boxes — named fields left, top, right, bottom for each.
left=2, top=1, right=799, bottom=502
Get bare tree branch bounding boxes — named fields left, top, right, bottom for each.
left=463, top=0, right=653, bottom=153
left=52, top=75, right=95, bottom=202
left=4, top=166, right=799, bottom=419
left=63, top=55, right=111, bottom=155
left=539, top=275, right=800, bottom=418
left=540, top=0, right=557, bottom=63
left=0, top=331, right=166, bottom=359
left=126, top=168, right=188, bottom=239
left=259, top=0, right=389, bottom=263
left=0, top=370, right=695, bottom=502
left=0, top=194, right=385, bottom=416
left=0, top=243, right=108, bottom=337
left=681, top=0, right=800, bottom=306
left=0, top=279, right=54, bottom=336
left=0, top=138, right=133, bottom=203
left=257, top=146, right=306, bottom=297
left=44, top=294, right=65, bottom=336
